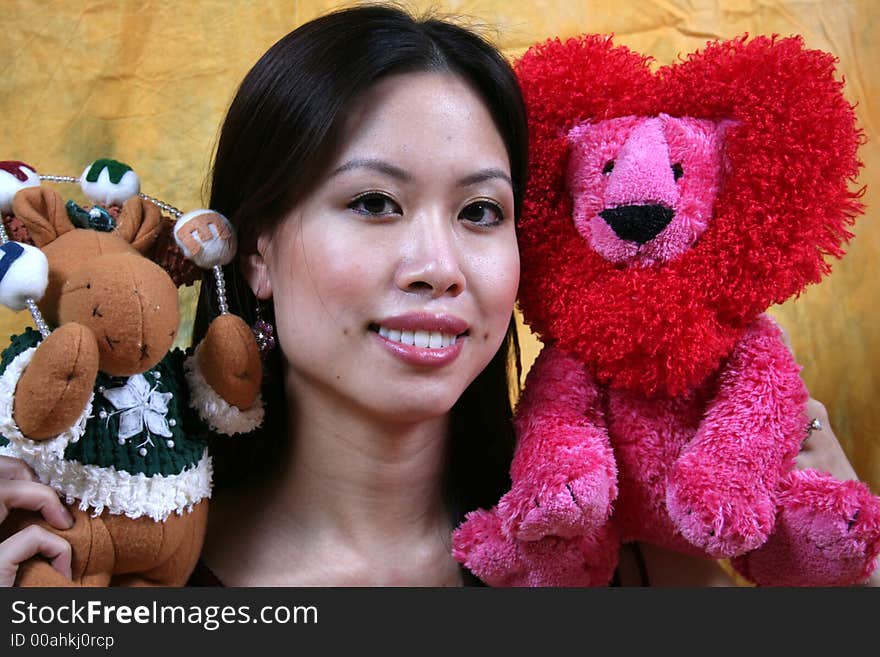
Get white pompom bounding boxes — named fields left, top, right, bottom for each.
left=0, top=163, right=40, bottom=215
left=79, top=159, right=140, bottom=206
left=173, top=210, right=237, bottom=269
left=0, top=242, right=49, bottom=311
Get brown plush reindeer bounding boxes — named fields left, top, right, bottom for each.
left=0, top=170, right=262, bottom=586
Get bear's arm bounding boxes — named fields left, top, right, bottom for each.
left=510, top=343, right=612, bottom=482
left=675, top=314, right=807, bottom=486
left=492, top=343, right=617, bottom=541
left=665, top=314, right=808, bottom=556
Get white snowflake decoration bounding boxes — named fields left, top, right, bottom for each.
left=101, top=374, right=173, bottom=448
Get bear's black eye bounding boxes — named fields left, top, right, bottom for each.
left=672, top=162, right=684, bottom=181
left=602, top=160, right=615, bottom=174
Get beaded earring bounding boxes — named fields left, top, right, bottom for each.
left=251, top=301, right=276, bottom=355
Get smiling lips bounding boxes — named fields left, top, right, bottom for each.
left=371, top=313, right=468, bottom=366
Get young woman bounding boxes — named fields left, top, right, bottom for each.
left=190, top=5, right=525, bottom=586
left=0, top=5, right=870, bottom=587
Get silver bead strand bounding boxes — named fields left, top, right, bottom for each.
left=0, top=220, right=51, bottom=338
left=138, top=193, right=183, bottom=219
left=213, top=265, right=229, bottom=315
left=24, top=299, right=51, bottom=338
left=39, top=174, right=78, bottom=184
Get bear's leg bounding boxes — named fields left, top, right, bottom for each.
left=453, top=507, right=619, bottom=586
left=518, top=524, right=620, bottom=587
left=107, top=500, right=209, bottom=587
left=731, top=470, right=880, bottom=586
left=6, top=506, right=114, bottom=586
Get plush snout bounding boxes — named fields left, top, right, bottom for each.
left=598, top=204, right=674, bottom=244
left=58, top=252, right=179, bottom=376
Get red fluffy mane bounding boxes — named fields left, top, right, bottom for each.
left=515, top=35, right=863, bottom=396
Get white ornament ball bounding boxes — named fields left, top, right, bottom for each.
left=80, top=159, right=140, bottom=206
left=0, top=241, right=49, bottom=311
left=173, top=209, right=237, bottom=269
left=0, top=162, right=40, bottom=215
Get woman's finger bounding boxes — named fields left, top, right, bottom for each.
left=0, top=456, right=38, bottom=483
left=0, top=479, right=74, bottom=529
left=794, top=398, right=858, bottom=481
left=0, top=524, right=72, bottom=587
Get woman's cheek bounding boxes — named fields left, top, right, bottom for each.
left=472, top=239, right=519, bottom=336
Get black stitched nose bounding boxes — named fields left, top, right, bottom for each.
left=598, top=204, right=674, bottom=244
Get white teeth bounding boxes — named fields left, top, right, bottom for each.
left=375, top=325, right=459, bottom=349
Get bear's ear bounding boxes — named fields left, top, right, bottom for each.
left=115, top=196, right=162, bottom=254
left=11, top=186, right=74, bottom=247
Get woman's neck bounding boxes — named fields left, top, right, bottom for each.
left=281, top=381, right=452, bottom=542
left=204, top=375, right=462, bottom=586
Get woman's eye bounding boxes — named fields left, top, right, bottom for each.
left=348, top=192, right=401, bottom=217
left=459, top=201, right=504, bottom=227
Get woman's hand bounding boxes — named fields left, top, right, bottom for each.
left=629, top=319, right=879, bottom=586
left=624, top=396, right=876, bottom=586
left=796, top=397, right=859, bottom=481
left=0, top=456, right=73, bottom=587
left=794, top=398, right=880, bottom=586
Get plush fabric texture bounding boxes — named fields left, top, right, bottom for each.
left=568, top=115, right=727, bottom=266
left=0, top=332, right=213, bottom=519
left=0, top=500, right=208, bottom=586
left=195, top=313, right=262, bottom=411
left=0, top=161, right=40, bottom=215
left=1, top=215, right=35, bottom=245
left=514, top=34, right=862, bottom=397
left=11, top=324, right=99, bottom=439
left=452, top=34, right=880, bottom=587
left=185, top=350, right=264, bottom=436
left=0, top=240, right=49, bottom=312
left=0, top=338, right=93, bottom=455
left=58, top=252, right=179, bottom=376
left=0, top=181, right=262, bottom=586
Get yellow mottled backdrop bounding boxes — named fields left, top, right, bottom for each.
left=1, top=0, right=877, bottom=488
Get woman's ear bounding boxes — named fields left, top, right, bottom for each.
left=243, top=232, right=273, bottom=300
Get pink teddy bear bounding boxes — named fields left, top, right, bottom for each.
left=453, top=35, right=880, bottom=586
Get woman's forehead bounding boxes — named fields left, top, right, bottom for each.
left=331, top=72, right=510, bottom=176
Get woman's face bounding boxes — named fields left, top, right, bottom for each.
left=251, top=72, right=520, bottom=424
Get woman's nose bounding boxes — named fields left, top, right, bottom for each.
left=395, top=217, right=466, bottom=298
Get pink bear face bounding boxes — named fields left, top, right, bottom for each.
left=567, top=114, right=730, bottom=267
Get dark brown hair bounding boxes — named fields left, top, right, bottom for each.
left=195, top=4, right=526, bottom=534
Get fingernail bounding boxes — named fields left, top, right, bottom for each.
left=63, top=509, right=75, bottom=528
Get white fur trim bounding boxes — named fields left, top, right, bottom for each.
left=184, top=348, right=264, bottom=435
left=0, top=346, right=93, bottom=458
left=0, top=442, right=212, bottom=522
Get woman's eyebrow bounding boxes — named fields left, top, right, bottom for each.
left=457, top=168, right=512, bottom=188
left=331, top=158, right=411, bottom=181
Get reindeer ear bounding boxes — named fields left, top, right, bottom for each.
left=11, top=187, right=74, bottom=247
left=115, top=196, right=162, bottom=253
